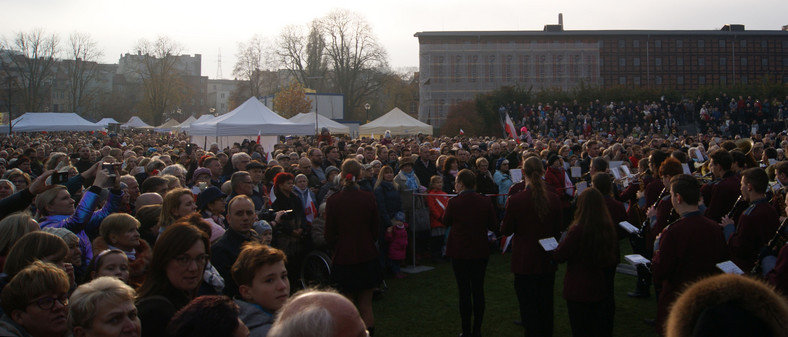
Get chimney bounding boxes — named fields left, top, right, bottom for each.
left=559, top=13, right=563, bottom=27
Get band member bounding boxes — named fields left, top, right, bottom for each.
left=646, top=158, right=684, bottom=255
left=652, top=174, right=728, bottom=334
left=763, top=191, right=788, bottom=296
left=618, top=158, right=652, bottom=226
left=771, top=161, right=788, bottom=218
left=704, top=149, right=742, bottom=223
left=720, top=168, right=780, bottom=271
left=643, top=150, right=669, bottom=209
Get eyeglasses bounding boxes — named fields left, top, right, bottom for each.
left=173, top=254, right=209, bottom=267
left=29, top=294, right=68, bottom=310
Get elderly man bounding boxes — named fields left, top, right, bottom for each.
left=119, top=175, right=141, bottom=214
left=414, top=146, right=437, bottom=188
left=297, top=158, right=321, bottom=192
left=211, top=195, right=260, bottom=299
left=268, top=290, right=369, bottom=337
left=227, top=171, right=265, bottom=212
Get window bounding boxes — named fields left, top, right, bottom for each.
left=618, top=40, right=625, bottom=48
left=655, top=57, right=662, bottom=66
left=655, top=76, right=663, bottom=85
left=698, top=57, right=705, bottom=66
left=761, top=40, right=767, bottom=48
left=619, top=58, right=626, bottom=67
left=741, top=57, right=747, bottom=66
left=677, top=57, right=683, bottom=66
left=655, top=40, right=662, bottom=48
left=619, top=77, right=626, bottom=85
left=697, top=40, right=705, bottom=48
left=676, top=40, right=683, bottom=48
left=633, top=40, right=640, bottom=48
left=634, top=58, right=640, bottom=66
left=784, top=58, right=788, bottom=66
left=762, top=58, right=768, bottom=67
left=220, top=93, right=225, bottom=99
left=634, top=76, right=641, bottom=85
left=720, top=76, right=727, bottom=84
left=718, top=39, right=726, bottom=48
left=741, top=76, right=748, bottom=84
left=720, top=57, right=727, bottom=66
left=699, top=76, right=706, bottom=85
left=740, top=40, right=747, bottom=48
left=677, top=76, right=684, bottom=85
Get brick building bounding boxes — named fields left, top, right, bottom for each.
left=415, top=23, right=788, bottom=127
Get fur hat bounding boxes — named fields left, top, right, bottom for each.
left=665, top=273, right=788, bottom=337
left=399, top=155, right=416, bottom=168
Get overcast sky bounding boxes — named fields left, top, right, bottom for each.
left=2, top=0, right=786, bottom=79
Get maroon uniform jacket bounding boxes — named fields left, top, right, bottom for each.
left=442, top=190, right=498, bottom=260
left=704, top=172, right=742, bottom=223
left=729, top=199, right=779, bottom=271
left=650, top=194, right=678, bottom=254
left=652, top=211, right=728, bottom=333
left=767, top=242, right=788, bottom=297
left=501, top=187, right=563, bottom=275
left=324, top=187, right=380, bottom=265
left=554, top=224, right=618, bottom=302
left=644, top=178, right=665, bottom=209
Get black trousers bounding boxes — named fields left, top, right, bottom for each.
left=514, top=272, right=555, bottom=337
left=451, top=257, right=489, bottom=336
left=566, top=268, right=616, bottom=337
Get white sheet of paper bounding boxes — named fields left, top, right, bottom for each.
left=716, top=260, right=744, bottom=275
left=618, top=221, right=639, bottom=234
left=502, top=234, right=513, bottom=253
left=621, top=166, right=632, bottom=177
left=769, top=159, right=777, bottom=166
left=510, top=169, right=523, bottom=183
left=625, top=254, right=650, bottom=266
left=576, top=181, right=587, bottom=195
left=539, top=237, right=559, bottom=251
left=682, top=163, right=691, bottom=175
left=610, top=161, right=623, bottom=168
left=570, top=166, right=581, bottom=178
left=610, top=167, right=622, bottom=180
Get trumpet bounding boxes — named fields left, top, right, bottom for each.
left=750, top=218, right=788, bottom=276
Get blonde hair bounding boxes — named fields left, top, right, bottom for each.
left=69, top=276, right=137, bottom=330
left=34, top=185, right=68, bottom=218
left=0, top=212, right=36, bottom=255
left=157, top=188, right=194, bottom=230
left=99, top=213, right=141, bottom=244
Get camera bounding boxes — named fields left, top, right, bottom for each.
left=51, top=172, right=69, bottom=185
left=186, top=143, right=195, bottom=155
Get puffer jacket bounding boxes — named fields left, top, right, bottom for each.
left=39, top=186, right=122, bottom=266
left=374, top=181, right=401, bottom=229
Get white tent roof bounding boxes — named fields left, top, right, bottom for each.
left=121, top=116, right=153, bottom=129
left=189, top=97, right=313, bottom=137
left=4, top=112, right=103, bottom=132
left=176, top=116, right=197, bottom=128
left=288, top=112, right=350, bottom=134
left=154, top=118, right=181, bottom=132
left=181, top=115, right=213, bottom=133
left=359, top=107, right=432, bottom=136
left=96, top=118, right=119, bottom=128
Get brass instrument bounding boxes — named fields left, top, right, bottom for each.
left=735, top=138, right=758, bottom=169
left=750, top=218, right=788, bottom=276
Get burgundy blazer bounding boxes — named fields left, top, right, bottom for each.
left=442, top=190, right=498, bottom=260
left=729, top=200, right=779, bottom=271
left=649, top=195, right=678, bottom=253
left=704, top=173, right=742, bottom=223
left=652, top=212, right=728, bottom=331
left=644, top=179, right=665, bottom=209
left=324, top=187, right=380, bottom=265
left=501, top=187, right=563, bottom=275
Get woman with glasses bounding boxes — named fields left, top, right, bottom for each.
left=136, top=223, right=210, bottom=337
left=0, top=261, right=71, bottom=337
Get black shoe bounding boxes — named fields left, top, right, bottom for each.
left=627, top=290, right=650, bottom=298
left=643, top=318, right=655, bottom=326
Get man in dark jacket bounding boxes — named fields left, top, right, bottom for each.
left=414, top=146, right=437, bottom=188
left=211, top=196, right=260, bottom=299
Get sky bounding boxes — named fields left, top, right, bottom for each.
left=2, top=0, right=787, bottom=79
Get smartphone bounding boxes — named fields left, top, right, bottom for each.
left=51, top=172, right=69, bottom=185
left=102, top=163, right=117, bottom=177
left=186, top=143, right=195, bottom=155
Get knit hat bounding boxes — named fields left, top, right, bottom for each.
left=325, top=165, right=340, bottom=176
left=254, top=220, right=272, bottom=233
left=191, top=167, right=211, bottom=184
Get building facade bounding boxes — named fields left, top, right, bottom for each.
left=415, top=24, right=788, bottom=127
left=207, top=79, right=240, bottom=114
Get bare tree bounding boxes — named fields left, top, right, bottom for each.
left=134, top=36, right=185, bottom=125
left=1, top=29, right=59, bottom=113
left=320, top=10, right=388, bottom=120
left=62, top=32, right=103, bottom=115
left=233, top=35, right=277, bottom=99
left=277, top=20, right=328, bottom=91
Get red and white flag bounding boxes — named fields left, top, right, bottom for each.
left=256, top=130, right=261, bottom=144
left=459, top=129, right=465, bottom=135
left=504, top=113, right=519, bottom=143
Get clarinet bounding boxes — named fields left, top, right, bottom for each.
left=725, top=195, right=744, bottom=220
left=639, top=187, right=667, bottom=237
left=750, top=218, right=788, bottom=276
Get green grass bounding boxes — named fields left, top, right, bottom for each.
left=372, top=241, right=660, bottom=337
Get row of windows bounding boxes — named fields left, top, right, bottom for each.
left=615, top=75, right=752, bottom=85
left=614, top=56, right=779, bottom=67
left=615, top=39, right=785, bottom=49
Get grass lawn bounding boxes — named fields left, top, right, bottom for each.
left=372, top=241, right=660, bottom=337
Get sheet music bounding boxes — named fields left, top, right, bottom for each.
left=681, top=163, right=691, bottom=174
left=510, top=169, right=523, bottom=183
left=621, top=166, right=632, bottom=177
left=610, top=161, right=623, bottom=168
left=576, top=181, right=587, bottom=195
left=625, top=254, right=650, bottom=266
left=570, top=166, right=581, bottom=178
left=716, top=260, right=744, bottom=275
left=538, top=237, right=559, bottom=251
left=618, top=221, right=639, bottom=234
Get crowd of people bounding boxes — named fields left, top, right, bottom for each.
left=0, top=94, right=787, bottom=337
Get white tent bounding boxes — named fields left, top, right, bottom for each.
left=121, top=116, right=153, bottom=129
left=180, top=115, right=212, bottom=133
left=96, top=118, right=120, bottom=128
left=359, top=107, right=432, bottom=136
left=175, top=115, right=197, bottom=130
left=154, top=118, right=181, bottom=132
left=288, top=112, right=350, bottom=134
left=189, top=97, right=313, bottom=137
left=1, top=112, right=103, bottom=132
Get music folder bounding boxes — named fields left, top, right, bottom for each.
left=618, top=221, right=639, bottom=234
left=625, top=254, right=650, bottom=266
left=539, top=237, right=559, bottom=251
left=716, top=260, right=744, bottom=275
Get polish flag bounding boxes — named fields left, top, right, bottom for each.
left=256, top=130, right=261, bottom=144
left=504, top=113, right=520, bottom=143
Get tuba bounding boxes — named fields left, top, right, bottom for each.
left=736, top=138, right=758, bottom=168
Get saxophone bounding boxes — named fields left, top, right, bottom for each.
left=750, top=218, right=788, bottom=276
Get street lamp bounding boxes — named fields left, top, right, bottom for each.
left=364, top=103, right=371, bottom=123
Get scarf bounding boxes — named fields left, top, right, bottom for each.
left=401, top=170, right=419, bottom=191
left=108, top=244, right=137, bottom=261
left=293, top=185, right=317, bottom=224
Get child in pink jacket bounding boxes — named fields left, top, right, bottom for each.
left=386, top=218, right=409, bottom=279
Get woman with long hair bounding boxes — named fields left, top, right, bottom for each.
left=554, top=188, right=618, bottom=337
left=0, top=212, right=38, bottom=271
left=443, top=169, right=498, bottom=337
left=374, top=165, right=401, bottom=276
left=501, top=156, right=563, bottom=337
left=325, top=158, right=381, bottom=336
left=441, top=156, right=460, bottom=194
left=157, top=188, right=197, bottom=234
left=136, top=223, right=210, bottom=337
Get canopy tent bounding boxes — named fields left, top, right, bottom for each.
left=96, top=118, right=119, bottom=128
left=154, top=118, right=182, bottom=133
left=359, top=107, right=432, bottom=136
left=175, top=116, right=197, bottom=130
left=180, top=115, right=212, bottom=133
left=288, top=112, right=350, bottom=135
left=121, top=116, right=153, bottom=129
left=1, top=112, right=103, bottom=132
left=189, top=97, right=313, bottom=150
